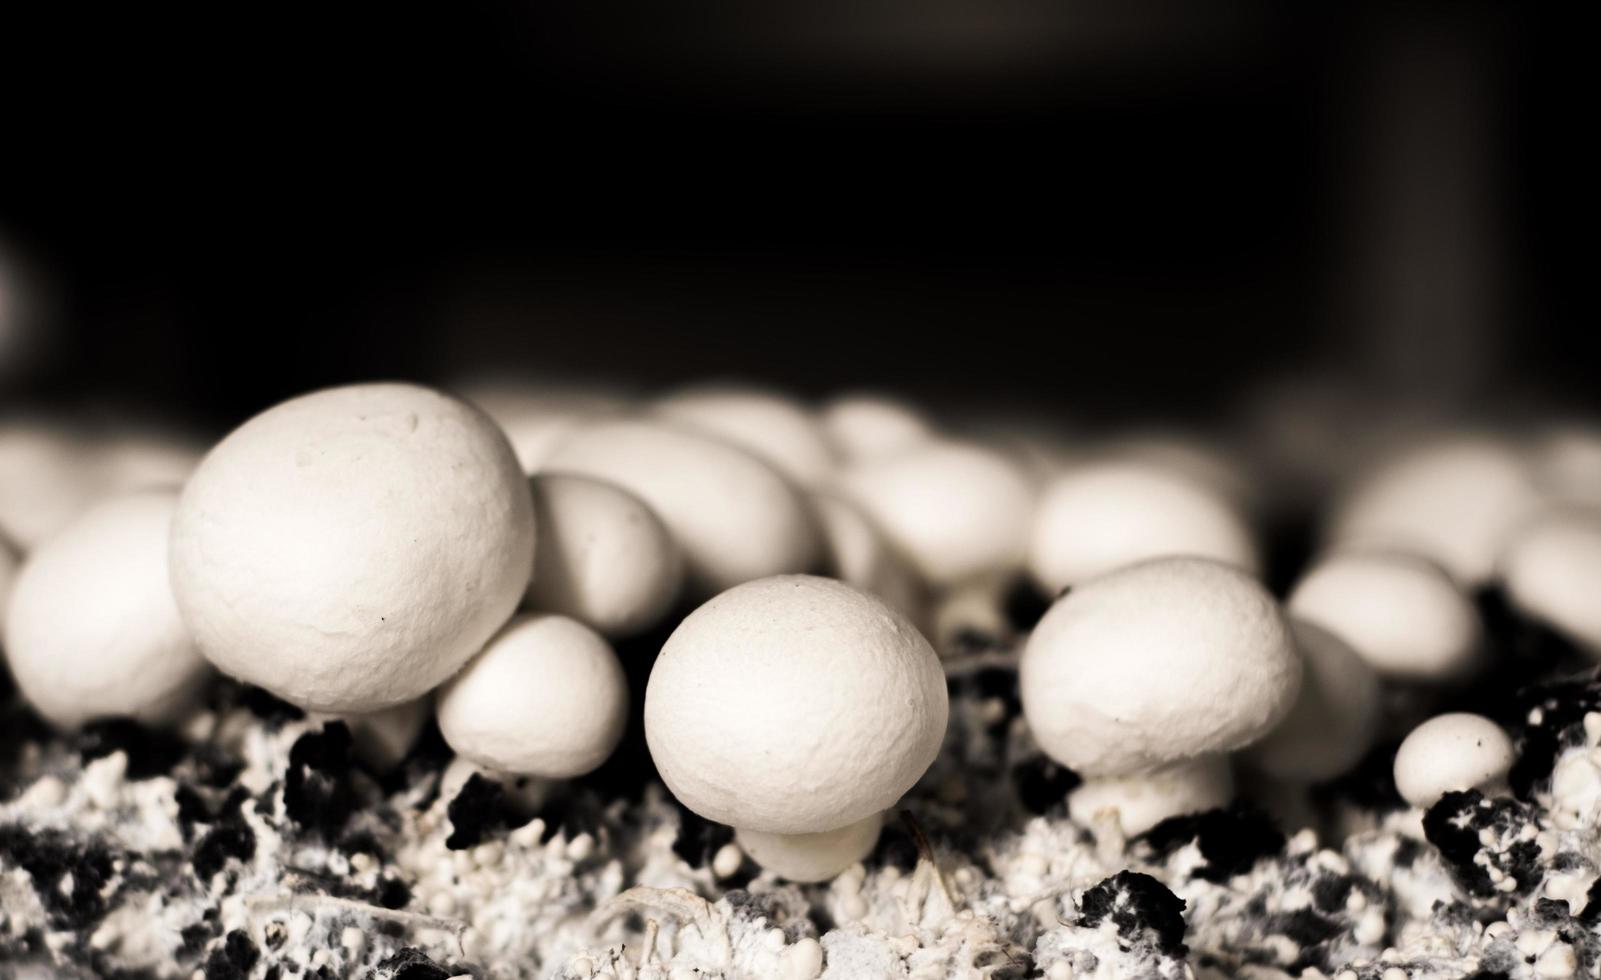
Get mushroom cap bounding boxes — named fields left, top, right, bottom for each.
left=1068, top=756, right=1235, bottom=837
left=1499, top=506, right=1601, bottom=656
left=169, top=383, right=536, bottom=713
left=644, top=575, right=947, bottom=835
left=544, top=419, right=820, bottom=597
left=653, top=385, right=838, bottom=486
left=735, top=811, right=884, bottom=883
left=437, top=614, right=628, bottom=778
left=526, top=473, right=685, bottom=638
left=1532, top=425, right=1601, bottom=510
left=837, top=440, right=1035, bottom=586
left=5, top=489, right=209, bottom=729
left=818, top=395, right=934, bottom=463
left=1288, top=548, right=1482, bottom=682
left=811, top=491, right=925, bottom=621
left=1027, top=459, right=1259, bottom=593
left=0, top=418, right=101, bottom=551
left=0, top=536, right=18, bottom=634
left=460, top=381, right=633, bottom=473
left=1019, top=556, right=1300, bottom=778
left=1328, top=435, right=1538, bottom=587
left=1242, top=619, right=1383, bottom=783
left=1393, top=712, right=1514, bottom=809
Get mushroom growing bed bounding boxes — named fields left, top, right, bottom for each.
left=7, top=386, right=1601, bottom=980
left=5, top=625, right=1601, bottom=980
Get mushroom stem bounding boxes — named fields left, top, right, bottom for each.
left=1067, top=755, right=1234, bottom=837
left=735, top=811, right=884, bottom=883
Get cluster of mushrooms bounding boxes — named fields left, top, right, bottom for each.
left=4, top=380, right=1601, bottom=883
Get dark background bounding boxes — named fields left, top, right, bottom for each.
left=0, top=1, right=1592, bottom=432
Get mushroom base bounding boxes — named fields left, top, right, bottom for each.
left=1067, top=755, right=1235, bottom=837
left=734, top=811, right=884, bottom=882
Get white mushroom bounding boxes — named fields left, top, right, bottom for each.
left=1499, top=506, right=1601, bottom=657
left=653, top=385, right=838, bottom=486
left=0, top=417, right=101, bottom=551
left=1288, top=548, right=1482, bottom=682
left=735, top=812, right=885, bottom=884
left=1020, top=557, right=1300, bottom=834
left=544, top=419, right=820, bottom=597
left=459, top=379, right=633, bottom=473
left=1393, top=712, right=1514, bottom=808
left=811, top=490, right=924, bottom=622
left=4, top=489, right=210, bottom=729
left=818, top=394, right=934, bottom=463
left=837, top=440, right=1035, bottom=587
left=1531, top=425, right=1601, bottom=510
left=1027, top=458, right=1259, bottom=593
left=1243, top=619, right=1383, bottom=784
left=437, top=614, right=628, bottom=779
left=645, top=575, right=946, bottom=880
left=169, top=383, right=536, bottom=713
left=526, top=473, right=685, bottom=638
left=0, top=535, right=17, bottom=634
left=1327, top=435, right=1538, bottom=587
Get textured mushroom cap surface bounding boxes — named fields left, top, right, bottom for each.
left=838, top=440, right=1035, bottom=586
left=1020, top=557, right=1300, bottom=778
left=6, top=489, right=208, bottom=729
left=526, top=473, right=684, bottom=638
left=645, top=575, right=947, bottom=835
left=653, top=386, right=838, bottom=486
left=1288, top=548, right=1481, bottom=681
left=1028, top=460, right=1259, bottom=592
left=169, top=383, right=536, bottom=713
left=1500, top=507, right=1601, bottom=656
left=1243, top=619, right=1383, bottom=783
left=1328, top=436, right=1537, bottom=587
left=437, top=614, right=628, bottom=778
left=735, top=811, right=884, bottom=883
left=1393, top=712, right=1514, bottom=809
left=819, top=395, right=934, bottom=463
left=544, top=419, right=820, bottom=596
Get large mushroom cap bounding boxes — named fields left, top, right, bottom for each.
left=644, top=575, right=947, bottom=835
left=1327, top=435, right=1538, bottom=587
left=545, top=419, right=821, bottom=597
left=1028, top=458, right=1259, bottom=592
left=169, top=383, right=536, bottom=713
left=837, top=440, right=1035, bottom=586
left=652, top=384, right=838, bottom=486
left=1020, top=556, right=1300, bottom=778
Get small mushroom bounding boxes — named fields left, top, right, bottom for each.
left=653, top=384, right=838, bottom=486
left=644, top=575, right=947, bottom=880
left=837, top=440, right=1035, bottom=587
left=818, top=394, right=935, bottom=463
left=1242, top=619, right=1383, bottom=784
left=1327, top=435, right=1538, bottom=588
left=1027, top=457, right=1259, bottom=593
left=1498, top=506, right=1601, bottom=657
left=169, top=383, right=536, bottom=713
left=5, top=489, right=210, bottom=729
left=544, top=419, right=820, bottom=596
left=1288, top=547, right=1482, bottom=682
left=526, top=473, right=685, bottom=638
left=437, top=614, right=628, bottom=779
left=1393, top=712, right=1514, bottom=808
left=1020, top=557, right=1301, bottom=834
